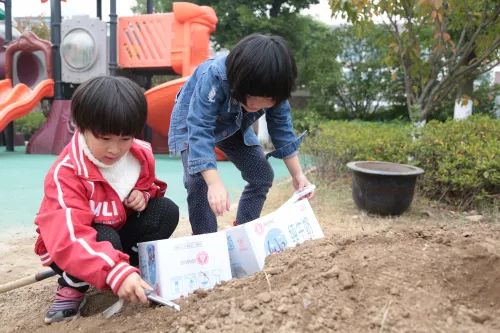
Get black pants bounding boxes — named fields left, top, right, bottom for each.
left=182, top=130, right=274, bottom=234
left=50, top=197, right=179, bottom=292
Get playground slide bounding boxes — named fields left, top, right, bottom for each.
left=144, top=76, right=226, bottom=160
left=0, top=79, right=54, bottom=132
left=145, top=76, right=188, bottom=137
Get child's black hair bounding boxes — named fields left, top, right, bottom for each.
left=71, top=76, right=147, bottom=137
left=226, top=33, right=297, bottom=105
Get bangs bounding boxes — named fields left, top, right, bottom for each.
left=71, top=76, right=147, bottom=137
left=227, top=34, right=297, bottom=105
left=86, top=91, right=146, bottom=137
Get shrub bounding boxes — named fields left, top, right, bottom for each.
left=303, top=116, right=499, bottom=210
left=303, top=120, right=412, bottom=179
left=412, top=116, right=500, bottom=209
left=15, top=111, right=45, bottom=140
left=292, top=108, right=322, bottom=134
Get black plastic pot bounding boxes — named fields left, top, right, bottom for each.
left=346, top=161, right=424, bottom=216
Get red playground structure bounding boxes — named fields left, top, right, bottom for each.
left=0, top=1, right=223, bottom=158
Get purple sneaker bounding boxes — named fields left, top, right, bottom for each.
left=44, top=286, right=87, bottom=324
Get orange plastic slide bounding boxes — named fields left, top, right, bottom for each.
left=145, top=76, right=188, bottom=137
left=0, top=79, right=54, bottom=132
left=144, top=77, right=226, bottom=160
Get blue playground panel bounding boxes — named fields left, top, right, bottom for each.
left=0, top=147, right=291, bottom=233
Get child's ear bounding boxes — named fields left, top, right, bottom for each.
left=67, top=120, right=77, bottom=134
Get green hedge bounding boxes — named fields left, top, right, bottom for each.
left=412, top=116, right=499, bottom=208
left=304, top=120, right=412, bottom=178
left=303, top=116, right=499, bottom=209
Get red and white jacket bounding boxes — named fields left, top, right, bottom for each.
left=34, top=132, right=167, bottom=294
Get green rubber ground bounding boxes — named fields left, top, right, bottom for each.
left=0, top=146, right=293, bottom=232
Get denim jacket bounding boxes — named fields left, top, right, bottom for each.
left=168, top=55, right=304, bottom=175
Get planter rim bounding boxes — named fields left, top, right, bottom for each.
left=347, top=161, right=424, bottom=176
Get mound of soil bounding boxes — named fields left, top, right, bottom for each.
left=1, top=222, right=499, bottom=333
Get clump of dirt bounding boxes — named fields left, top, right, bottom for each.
left=1, top=223, right=499, bottom=333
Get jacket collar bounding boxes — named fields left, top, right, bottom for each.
left=69, top=130, right=98, bottom=180
left=210, top=55, right=228, bottom=80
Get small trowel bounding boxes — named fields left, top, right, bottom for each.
left=103, top=289, right=180, bottom=318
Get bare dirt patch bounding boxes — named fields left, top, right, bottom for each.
left=1, top=177, right=499, bottom=332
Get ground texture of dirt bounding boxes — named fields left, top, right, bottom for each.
left=1, top=178, right=499, bottom=332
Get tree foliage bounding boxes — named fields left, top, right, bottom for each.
left=335, top=25, right=405, bottom=119
left=132, top=0, right=319, bottom=49
left=299, top=23, right=406, bottom=121
left=330, top=0, right=500, bottom=121
left=132, top=0, right=325, bottom=88
left=15, top=16, right=50, bottom=40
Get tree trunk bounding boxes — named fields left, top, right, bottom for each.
left=453, top=52, right=476, bottom=119
left=270, top=0, right=282, bottom=18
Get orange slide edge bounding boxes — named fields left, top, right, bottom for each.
left=145, top=76, right=188, bottom=137
left=144, top=77, right=226, bottom=161
left=0, top=79, right=54, bottom=132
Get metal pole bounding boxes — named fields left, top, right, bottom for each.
left=97, top=0, right=102, bottom=20
left=143, top=0, right=154, bottom=143
left=3, top=0, right=14, bottom=151
left=4, top=121, right=15, bottom=150
left=109, top=0, right=117, bottom=76
left=147, top=0, right=153, bottom=13
left=50, top=0, right=63, bottom=100
left=4, top=0, right=11, bottom=43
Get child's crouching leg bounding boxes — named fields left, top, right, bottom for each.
left=45, top=264, right=89, bottom=324
left=139, top=197, right=180, bottom=240
left=120, top=197, right=179, bottom=266
left=94, top=223, right=124, bottom=251
left=44, top=224, right=122, bottom=324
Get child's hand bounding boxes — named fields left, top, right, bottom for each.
left=117, top=272, right=152, bottom=304
left=292, top=173, right=315, bottom=199
left=125, top=190, right=146, bottom=212
left=207, top=181, right=230, bottom=216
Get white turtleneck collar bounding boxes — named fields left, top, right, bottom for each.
left=79, top=133, right=141, bottom=201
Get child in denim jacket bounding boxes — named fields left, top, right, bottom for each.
left=169, top=33, right=313, bottom=235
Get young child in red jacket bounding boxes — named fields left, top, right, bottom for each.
left=34, top=76, right=179, bottom=323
